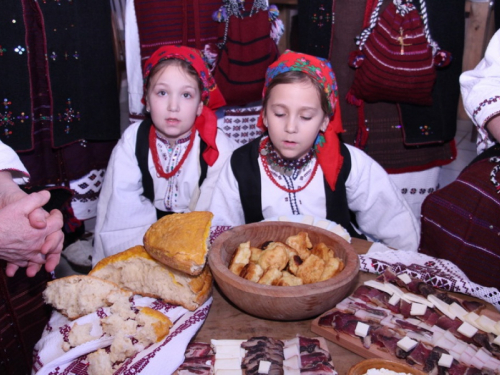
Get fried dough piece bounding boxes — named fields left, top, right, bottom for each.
left=311, top=242, right=334, bottom=262
left=276, top=271, right=303, bottom=286
left=296, top=254, right=325, bottom=284
left=240, top=262, right=264, bottom=283
left=320, top=257, right=344, bottom=281
left=258, top=268, right=282, bottom=285
left=229, top=241, right=251, bottom=275
left=285, top=232, right=312, bottom=260
left=250, top=247, right=263, bottom=263
left=287, top=254, right=303, bottom=276
left=258, top=242, right=289, bottom=272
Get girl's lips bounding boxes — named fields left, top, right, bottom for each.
left=166, top=118, right=180, bottom=124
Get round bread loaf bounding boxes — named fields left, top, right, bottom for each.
left=90, top=245, right=212, bottom=311
left=43, top=275, right=132, bottom=320
left=143, top=211, right=213, bottom=276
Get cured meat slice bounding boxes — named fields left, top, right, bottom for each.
left=406, top=342, right=432, bottom=366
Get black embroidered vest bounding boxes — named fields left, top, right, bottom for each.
left=231, top=135, right=364, bottom=239
left=135, top=119, right=207, bottom=219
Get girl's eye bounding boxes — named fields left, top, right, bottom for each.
left=274, top=113, right=285, bottom=118
left=301, top=116, right=312, bottom=121
left=158, top=90, right=166, bottom=96
left=182, top=92, right=192, bottom=98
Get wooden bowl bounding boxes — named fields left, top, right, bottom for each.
left=208, top=221, right=359, bottom=321
left=348, top=358, right=426, bottom=375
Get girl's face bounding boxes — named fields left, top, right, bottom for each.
left=264, top=80, right=329, bottom=160
left=146, top=64, right=203, bottom=142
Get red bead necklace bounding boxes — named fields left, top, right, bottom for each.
left=259, top=137, right=319, bottom=194
left=149, top=125, right=196, bottom=179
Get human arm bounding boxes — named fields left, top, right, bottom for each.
left=93, top=123, right=157, bottom=265
left=205, top=155, right=246, bottom=228
left=460, top=29, right=500, bottom=153
left=0, top=190, right=64, bottom=277
left=345, top=145, right=420, bottom=251
left=0, top=141, right=64, bottom=276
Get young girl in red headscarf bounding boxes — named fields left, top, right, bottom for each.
left=93, top=46, right=237, bottom=264
left=209, top=50, right=420, bottom=251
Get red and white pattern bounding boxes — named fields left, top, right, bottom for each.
left=218, top=106, right=263, bottom=145
left=359, top=244, right=500, bottom=311
left=32, top=296, right=212, bottom=375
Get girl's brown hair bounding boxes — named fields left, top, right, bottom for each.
left=262, top=70, right=330, bottom=116
left=145, top=58, right=204, bottom=95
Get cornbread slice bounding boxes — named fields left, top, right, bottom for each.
left=43, top=275, right=133, bottom=320
left=143, top=211, right=213, bottom=276
left=90, top=245, right=212, bottom=311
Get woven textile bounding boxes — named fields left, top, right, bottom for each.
left=347, top=0, right=438, bottom=106
left=360, top=245, right=500, bottom=311
left=0, top=264, right=52, bottom=375
left=419, top=156, right=500, bottom=291
left=218, top=106, right=263, bottom=145
left=134, top=0, right=219, bottom=62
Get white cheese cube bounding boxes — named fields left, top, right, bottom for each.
left=397, top=336, right=418, bottom=352
left=283, top=355, right=300, bottom=370
left=397, top=273, right=412, bottom=284
left=463, top=312, right=482, bottom=329
left=410, top=302, right=427, bottom=316
left=388, top=294, right=401, bottom=306
left=355, top=322, right=370, bottom=338
left=278, top=215, right=290, bottom=222
left=283, top=337, right=300, bottom=349
left=384, top=283, right=405, bottom=297
left=211, top=339, right=246, bottom=347
left=258, top=360, right=272, bottom=374
left=493, top=335, right=500, bottom=346
left=283, top=369, right=301, bottom=375
left=457, top=321, right=478, bottom=338
left=438, top=353, right=454, bottom=368
left=404, top=293, right=434, bottom=308
left=283, top=344, right=300, bottom=360
left=363, top=280, right=391, bottom=294
left=427, top=295, right=455, bottom=320
left=495, top=321, right=500, bottom=336
left=476, top=315, right=496, bottom=334
left=449, top=302, right=468, bottom=320
left=215, top=370, right=243, bottom=375
left=214, top=358, right=242, bottom=371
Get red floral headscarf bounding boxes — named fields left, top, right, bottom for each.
left=257, top=50, right=345, bottom=190
left=142, top=46, right=226, bottom=165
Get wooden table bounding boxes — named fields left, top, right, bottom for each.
left=194, top=238, right=372, bottom=375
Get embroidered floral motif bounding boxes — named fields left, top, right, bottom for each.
left=419, top=124, right=433, bottom=136
left=57, top=98, right=80, bottom=134
left=1, top=98, right=30, bottom=137
left=473, top=96, right=500, bottom=123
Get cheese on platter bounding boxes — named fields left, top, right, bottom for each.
left=174, top=336, right=338, bottom=375
left=312, top=268, right=500, bottom=375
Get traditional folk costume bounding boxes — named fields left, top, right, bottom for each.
left=209, top=51, right=420, bottom=252
left=419, top=31, right=500, bottom=288
left=0, top=141, right=53, bottom=375
left=93, top=46, right=237, bottom=264
left=460, top=29, right=500, bottom=155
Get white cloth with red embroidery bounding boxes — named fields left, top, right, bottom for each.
left=361, top=243, right=500, bottom=311
left=32, top=296, right=212, bottom=375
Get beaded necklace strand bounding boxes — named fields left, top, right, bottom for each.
left=259, top=137, right=319, bottom=194
left=149, top=125, right=195, bottom=179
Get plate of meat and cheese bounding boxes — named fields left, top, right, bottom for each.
left=311, top=268, right=500, bottom=375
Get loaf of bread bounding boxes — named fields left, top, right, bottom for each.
left=43, top=275, right=133, bottom=320
left=143, top=211, right=213, bottom=276
left=89, top=245, right=212, bottom=311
